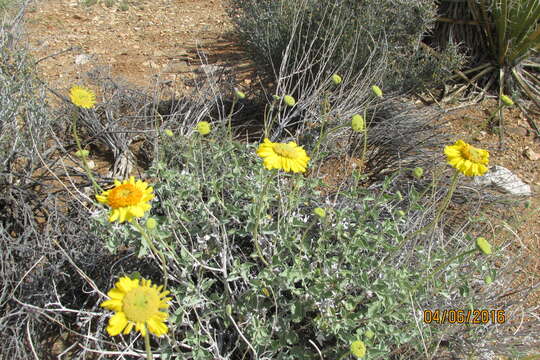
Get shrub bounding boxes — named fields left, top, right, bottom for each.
left=227, top=0, right=464, bottom=94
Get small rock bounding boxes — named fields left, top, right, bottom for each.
left=473, top=165, right=532, bottom=196
left=75, top=54, right=92, bottom=65
left=523, top=146, right=540, bottom=161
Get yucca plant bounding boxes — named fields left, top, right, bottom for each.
left=433, top=0, right=540, bottom=142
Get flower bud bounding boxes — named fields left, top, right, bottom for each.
left=75, top=149, right=89, bottom=158
left=500, top=94, right=514, bottom=107
left=284, top=95, right=296, bottom=107
left=475, top=237, right=492, bottom=255
left=350, top=340, right=366, bottom=358
left=196, top=121, right=211, bottom=135
left=164, top=129, right=174, bottom=137
left=331, top=74, right=342, bottom=85
left=235, top=89, right=246, bottom=100
left=371, top=85, right=383, bottom=98
left=313, top=207, right=326, bottom=218
left=396, top=210, right=405, bottom=217
left=146, top=218, right=157, bottom=230
left=413, top=167, right=424, bottom=179
left=364, top=329, right=374, bottom=339
left=484, top=275, right=493, bottom=285
left=351, top=114, right=365, bottom=132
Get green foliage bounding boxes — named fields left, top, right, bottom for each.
left=227, top=0, right=464, bottom=94
left=82, top=131, right=507, bottom=359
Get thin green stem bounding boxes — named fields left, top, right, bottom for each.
left=144, top=326, right=153, bottom=359
left=408, top=170, right=460, bottom=239
left=134, top=221, right=169, bottom=289
left=227, top=97, right=238, bottom=140
left=71, top=111, right=103, bottom=194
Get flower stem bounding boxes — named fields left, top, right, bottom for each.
left=227, top=97, right=238, bottom=141
left=134, top=221, right=169, bottom=289
left=144, top=326, right=153, bottom=359
left=408, top=170, right=460, bottom=239
left=71, top=110, right=103, bottom=194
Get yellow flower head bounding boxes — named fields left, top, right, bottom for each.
left=444, top=140, right=489, bottom=176
left=96, top=176, right=154, bottom=223
left=350, top=340, right=367, bottom=358
left=256, top=138, right=310, bottom=173
left=196, top=121, right=211, bottom=136
left=69, top=85, right=96, bottom=109
left=100, top=276, right=171, bottom=337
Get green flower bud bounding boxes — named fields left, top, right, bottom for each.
left=364, top=330, right=374, bottom=339
left=146, top=217, right=157, bottom=230
left=476, top=237, right=492, bottom=255
left=371, top=85, right=383, bottom=98
left=396, top=210, right=405, bottom=217
left=350, top=340, right=366, bottom=358
left=235, top=89, right=246, bottom=99
left=272, top=95, right=281, bottom=101
left=164, top=129, right=174, bottom=137
left=313, top=207, right=326, bottom=218
left=413, top=167, right=424, bottom=179
left=396, top=191, right=403, bottom=201
left=500, top=94, right=514, bottom=107
left=284, top=95, right=296, bottom=107
left=331, top=74, right=342, bottom=85
left=196, top=121, right=211, bottom=135
left=351, top=114, right=365, bottom=132
left=484, top=275, right=493, bottom=285
left=75, top=149, right=90, bottom=158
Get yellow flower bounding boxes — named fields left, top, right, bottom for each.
left=96, top=176, right=154, bottom=223
left=100, top=276, right=170, bottom=337
left=256, top=138, right=310, bottom=173
left=444, top=140, right=489, bottom=176
left=350, top=340, right=366, bottom=358
left=196, top=121, right=211, bottom=135
left=69, top=85, right=96, bottom=109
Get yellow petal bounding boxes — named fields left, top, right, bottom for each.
left=107, top=312, right=128, bottom=336
left=147, top=318, right=168, bottom=336
left=100, top=299, right=123, bottom=312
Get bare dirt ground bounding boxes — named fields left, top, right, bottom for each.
left=19, top=0, right=540, bottom=351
